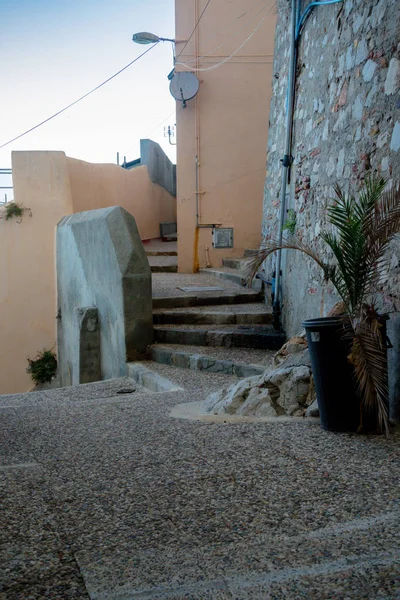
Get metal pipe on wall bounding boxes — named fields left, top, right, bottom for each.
left=272, top=0, right=298, bottom=330
left=194, top=0, right=215, bottom=231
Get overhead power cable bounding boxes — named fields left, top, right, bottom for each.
left=0, top=44, right=157, bottom=151
left=176, top=0, right=212, bottom=58
left=181, top=0, right=273, bottom=66
left=175, top=1, right=274, bottom=72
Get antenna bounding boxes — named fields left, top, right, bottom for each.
left=164, top=125, right=176, bottom=146
left=169, top=72, right=199, bottom=108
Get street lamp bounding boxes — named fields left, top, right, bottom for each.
left=132, top=32, right=175, bottom=44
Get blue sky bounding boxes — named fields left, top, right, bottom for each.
left=0, top=0, right=176, bottom=180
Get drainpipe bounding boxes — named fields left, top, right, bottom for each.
left=193, top=0, right=215, bottom=231
left=195, top=154, right=215, bottom=228
left=273, top=0, right=298, bottom=331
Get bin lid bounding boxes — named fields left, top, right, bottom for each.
left=302, top=317, right=347, bottom=328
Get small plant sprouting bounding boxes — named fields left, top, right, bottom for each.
left=283, top=209, right=297, bottom=235
left=2, top=202, right=31, bottom=222
left=27, top=349, right=57, bottom=385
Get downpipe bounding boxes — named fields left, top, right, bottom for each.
left=273, top=0, right=297, bottom=331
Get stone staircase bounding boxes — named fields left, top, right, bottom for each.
left=198, top=248, right=262, bottom=291
left=148, top=276, right=284, bottom=378
left=144, top=240, right=178, bottom=273
left=127, top=246, right=283, bottom=386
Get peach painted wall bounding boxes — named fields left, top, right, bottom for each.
left=0, top=152, right=73, bottom=394
left=0, top=151, right=176, bottom=394
left=175, top=0, right=276, bottom=272
left=68, top=157, right=176, bottom=240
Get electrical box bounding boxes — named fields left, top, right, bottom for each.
left=212, top=228, right=234, bottom=249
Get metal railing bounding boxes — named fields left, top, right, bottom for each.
left=0, top=168, right=13, bottom=203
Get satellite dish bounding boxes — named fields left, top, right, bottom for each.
left=169, top=72, right=200, bottom=106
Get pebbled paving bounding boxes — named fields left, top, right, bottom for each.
left=0, top=375, right=399, bottom=599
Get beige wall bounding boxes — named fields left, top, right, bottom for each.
left=175, top=0, right=276, bottom=272
left=68, top=158, right=176, bottom=240
left=0, top=150, right=176, bottom=394
left=0, top=152, right=73, bottom=394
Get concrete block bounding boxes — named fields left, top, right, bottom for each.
left=76, top=307, right=101, bottom=385
left=170, top=351, right=191, bottom=369
left=189, top=354, right=202, bottom=370
left=197, top=356, right=234, bottom=374
left=150, top=346, right=172, bottom=365
left=57, top=206, right=153, bottom=386
left=127, top=362, right=183, bottom=392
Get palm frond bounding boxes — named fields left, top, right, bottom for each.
left=348, top=318, right=390, bottom=436
left=361, top=184, right=400, bottom=295
left=242, top=236, right=329, bottom=286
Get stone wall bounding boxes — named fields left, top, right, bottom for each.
left=263, top=0, right=400, bottom=332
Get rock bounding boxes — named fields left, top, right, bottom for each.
left=264, top=365, right=311, bottom=412
left=278, top=348, right=311, bottom=369
left=362, top=59, right=377, bottom=82
left=384, top=57, right=400, bottom=95
left=390, top=122, right=400, bottom=152
left=204, top=364, right=311, bottom=418
left=352, top=95, right=363, bottom=121
left=273, top=334, right=307, bottom=365
left=306, top=399, right=320, bottom=417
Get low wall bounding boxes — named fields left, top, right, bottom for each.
left=68, top=157, right=176, bottom=240
left=0, top=152, right=73, bottom=394
left=0, top=149, right=175, bottom=394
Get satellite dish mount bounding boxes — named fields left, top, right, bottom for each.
left=169, top=72, right=200, bottom=108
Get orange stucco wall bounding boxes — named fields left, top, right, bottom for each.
left=0, top=150, right=175, bottom=394
left=68, top=157, right=176, bottom=240
left=175, top=0, right=276, bottom=272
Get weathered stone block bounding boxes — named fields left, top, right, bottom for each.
left=57, top=206, right=153, bottom=386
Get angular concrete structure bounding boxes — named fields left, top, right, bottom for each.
left=56, top=206, right=153, bottom=386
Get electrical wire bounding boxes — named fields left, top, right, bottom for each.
left=180, top=0, right=273, bottom=66
left=175, top=2, right=274, bottom=72
left=176, top=0, right=212, bottom=58
left=0, top=44, right=158, bottom=151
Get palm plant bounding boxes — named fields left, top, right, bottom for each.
left=245, top=177, right=400, bottom=435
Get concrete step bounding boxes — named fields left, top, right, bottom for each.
left=198, top=267, right=262, bottom=291
left=145, top=250, right=177, bottom=257
left=153, top=303, right=272, bottom=325
left=222, top=257, right=249, bottom=270
left=244, top=247, right=260, bottom=257
left=150, top=344, right=271, bottom=377
left=152, top=291, right=262, bottom=309
left=150, top=265, right=178, bottom=273
left=153, top=324, right=285, bottom=350
left=148, top=255, right=178, bottom=273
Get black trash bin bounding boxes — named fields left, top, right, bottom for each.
left=302, top=317, right=360, bottom=432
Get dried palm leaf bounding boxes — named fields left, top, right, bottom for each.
left=243, top=236, right=329, bottom=287
left=348, top=318, right=390, bottom=436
